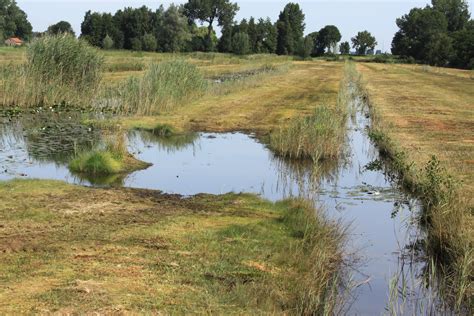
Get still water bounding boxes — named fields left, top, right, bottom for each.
left=0, top=105, right=443, bottom=314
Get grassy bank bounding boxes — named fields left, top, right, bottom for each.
left=0, top=179, right=346, bottom=314
left=356, top=63, right=473, bottom=309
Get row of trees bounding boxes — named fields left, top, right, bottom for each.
left=391, top=0, right=473, bottom=68
left=0, top=0, right=32, bottom=41
left=78, top=1, right=377, bottom=57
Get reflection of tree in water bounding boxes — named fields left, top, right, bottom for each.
left=130, top=130, right=199, bottom=153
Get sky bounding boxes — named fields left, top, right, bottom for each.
left=16, top=0, right=474, bottom=52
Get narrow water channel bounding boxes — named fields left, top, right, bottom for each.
left=0, top=94, right=447, bottom=313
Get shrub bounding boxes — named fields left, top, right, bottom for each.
left=102, top=35, right=114, bottom=50
left=142, top=33, right=158, bottom=52
left=131, top=37, right=142, bottom=51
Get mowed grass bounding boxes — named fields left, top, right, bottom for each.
left=0, top=180, right=345, bottom=314
left=358, top=62, right=473, bottom=306
left=358, top=62, right=473, bottom=199
left=122, top=61, right=343, bottom=134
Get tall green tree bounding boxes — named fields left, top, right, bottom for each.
left=183, top=0, right=239, bottom=51
left=432, top=0, right=470, bottom=32
left=276, top=2, right=305, bottom=55
left=351, top=30, right=377, bottom=55
left=451, top=20, right=474, bottom=68
left=158, top=5, right=191, bottom=52
left=47, top=21, right=75, bottom=36
left=339, top=41, right=350, bottom=54
left=316, top=25, right=341, bottom=54
left=391, top=7, right=452, bottom=65
left=256, top=18, right=277, bottom=53
left=231, top=32, right=250, bottom=55
left=0, top=0, right=32, bottom=41
left=297, top=35, right=314, bottom=59
left=247, top=17, right=258, bottom=53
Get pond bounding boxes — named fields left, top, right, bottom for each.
left=0, top=102, right=447, bottom=314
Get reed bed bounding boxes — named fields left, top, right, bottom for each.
left=269, top=63, right=351, bottom=162
left=1, top=34, right=103, bottom=108
left=104, top=60, right=208, bottom=115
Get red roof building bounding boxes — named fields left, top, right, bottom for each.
left=5, top=37, right=24, bottom=46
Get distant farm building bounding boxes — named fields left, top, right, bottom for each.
left=4, top=37, right=24, bottom=46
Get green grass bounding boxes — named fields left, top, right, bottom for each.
left=0, top=180, right=346, bottom=314
left=69, top=151, right=122, bottom=175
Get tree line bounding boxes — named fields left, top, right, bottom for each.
left=2, top=0, right=472, bottom=68
left=392, top=0, right=473, bottom=68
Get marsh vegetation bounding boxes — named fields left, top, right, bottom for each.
left=0, top=9, right=472, bottom=313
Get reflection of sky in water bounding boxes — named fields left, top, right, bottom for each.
left=0, top=104, right=443, bottom=314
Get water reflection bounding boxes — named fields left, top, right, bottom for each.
left=0, top=105, right=455, bottom=313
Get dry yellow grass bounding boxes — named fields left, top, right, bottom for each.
left=358, top=62, right=474, bottom=197
left=358, top=62, right=473, bottom=306
left=0, top=180, right=344, bottom=314
left=123, top=61, right=343, bottom=134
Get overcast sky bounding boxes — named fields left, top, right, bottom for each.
left=16, top=0, right=474, bottom=52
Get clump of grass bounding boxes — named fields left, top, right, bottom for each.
left=270, top=105, right=346, bottom=162
left=2, top=34, right=104, bottom=107
left=110, top=60, right=208, bottom=115
left=69, top=133, right=150, bottom=176
left=269, top=62, right=353, bottom=162
left=69, top=151, right=121, bottom=175
left=149, top=123, right=174, bottom=137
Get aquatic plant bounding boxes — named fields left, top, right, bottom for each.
left=69, top=133, right=150, bottom=176
left=269, top=104, right=346, bottom=162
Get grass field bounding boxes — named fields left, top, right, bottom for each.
left=0, top=48, right=347, bottom=313
left=0, top=180, right=344, bottom=314
left=1, top=45, right=473, bottom=311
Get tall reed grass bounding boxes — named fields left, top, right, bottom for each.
left=105, top=60, right=207, bottom=115
left=269, top=62, right=351, bottom=162
left=1, top=34, right=103, bottom=107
